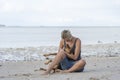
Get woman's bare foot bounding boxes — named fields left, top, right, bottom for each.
left=41, top=71, right=50, bottom=75
left=60, top=70, right=70, bottom=73
left=55, top=69, right=62, bottom=72
left=41, top=69, right=56, bottom=75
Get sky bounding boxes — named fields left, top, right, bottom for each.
left=0, top=0, right=120, bottom=26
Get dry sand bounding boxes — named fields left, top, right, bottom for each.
left=0, top=56, right=120, bottom=80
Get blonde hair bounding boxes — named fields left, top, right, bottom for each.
left=61, top=30, right=72, bottom=39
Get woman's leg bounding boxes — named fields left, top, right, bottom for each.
left=64, top=59, right=86, bottom=73
left=42, top=50, right=66, bottom=74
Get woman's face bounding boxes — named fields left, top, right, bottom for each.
left=64, top=37, right=72, bottom=44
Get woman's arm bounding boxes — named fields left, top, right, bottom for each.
left=58, top=39, right=64, bottom=52
left=65, top=39, right=81, bottom=60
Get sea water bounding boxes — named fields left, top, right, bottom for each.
left=0, top=26, right=120, bottom=48
left=0, top=26, right=120, bottom=61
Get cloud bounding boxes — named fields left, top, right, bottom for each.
left=0, top=0, right=25, bottom=13
left=0, top=0, right=120, bottom=26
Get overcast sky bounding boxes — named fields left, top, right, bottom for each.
left=0, top=0, right=120, bottom=26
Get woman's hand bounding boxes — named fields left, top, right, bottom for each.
left=59, top=48, right=69, bottom=55
left=59, top=48, right=64, bottom=52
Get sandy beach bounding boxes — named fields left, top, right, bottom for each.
left=1, top=0, right=120, bottom=79
left=0, top=43, right=120, bottom=80
left=0, top=56, right=120, bottom=80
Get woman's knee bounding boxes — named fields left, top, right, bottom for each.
left=58, top=50, right=66, bottom=58
left=79, top=59, right=86, bottom=65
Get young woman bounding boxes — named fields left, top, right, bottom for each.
left=43, top=30, right=86, bottom=74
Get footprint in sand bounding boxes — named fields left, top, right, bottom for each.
left=0, top=76, right=5, bottom=78
left=13, top=73, right=32, bottom=77
left=22, top=73, right=32, bottom=77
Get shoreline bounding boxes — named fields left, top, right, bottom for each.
left=0, top=43, right=120, bottom=61
left=0, top=43, right=120, bottom=80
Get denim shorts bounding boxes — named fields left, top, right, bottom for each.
left=59, top=56, right=84, bottom=72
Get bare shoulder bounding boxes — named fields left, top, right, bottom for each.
left=76, top=38, right=81, bottom=43
left=60, top=39, right=64, bottom=44
left=59, top=39, right=64, bottom=47
left=76, top=38, right=81, bottom=46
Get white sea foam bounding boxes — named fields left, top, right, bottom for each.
left=82, top=43, right=120, bottom=57
left=0, top=43, right=120, bottom=61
